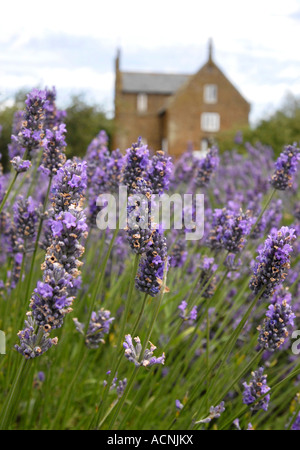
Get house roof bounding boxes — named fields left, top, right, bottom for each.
left=121, top=72, right=191, bottom=94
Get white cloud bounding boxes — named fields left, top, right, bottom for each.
left=1, top=0, right=300, bottom=124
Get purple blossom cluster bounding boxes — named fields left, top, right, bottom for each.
left=249, top=226, right=296, bottom=298
left=169, top=238, right=188, bottom=268
left=195, top=402, right=225, bottom=424
left=178, top=300, right=197, bottom=322
left=73, top=309, right=114, bottom=349
left=12, top=88, right=48, bottom=157
left=44, top=87, right=66, bottom=131
left=15, top=313, right=58, bottom=359
left=11, top=156, right=31, bottom=174
left=16, top=159, right=88, bottom=358
left=39, top=124, right=67, bottom=177
left=258, top=299, right=295, bottom=351
left=8, top=111, right=24, bottom=159
left=270, top=144, right=300, bottom=190
left=135, top=228, right=168, bottom=297
left=242, top=367, right=270, bottom=413
left=148, top=150, right=173, bottom=195
left=85, top=132, right=124, bottom=226
left=126, top=179, right=153, bottom=255
left=123, top=334, right=165, bottom=367
left=121, top=137, right=149, bottom=194
left=194, top=146, right=220, bottom=189
left=208, top=208, right=253, bottom=253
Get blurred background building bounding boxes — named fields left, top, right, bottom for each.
left=113, top=41, right=250, bottom=157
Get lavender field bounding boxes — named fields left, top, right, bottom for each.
left=0, top=87, right=300, bottom=431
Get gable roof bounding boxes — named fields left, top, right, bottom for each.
left=121, top=72, right=191, bottom=95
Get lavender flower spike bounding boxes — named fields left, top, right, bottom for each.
left=208, top=208, right=253, bottom=253
left=121, top=137, right=149, bottom=194
left=270, top=144, right=300, bottom=190
left=11, top=156, right=31, bottom=174
left=194, top=146, right=219, bottom=188
left=195, top=402, right=225, bottom=424
left=258, top=299, right=295, bottom=351
left=123, top=335, right=165, bottom=367
left=148, top=150, right=173, bottom=195
left=15, top=313, right=58, bottom=359
left=135, top=228, right=168, bottom=297
left=250, top=226, right=296, bottom=298
left=73, top=309, right=114, bottom=349
left=242, top=367, right=270, bottom=413
left=13, top=88, right=48, bottom=157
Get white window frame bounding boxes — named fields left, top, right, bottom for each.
left=162, top=138, right=168, bottom=153
left=201, top=113, right=220, bottom=132
left=204, top=84, right=218, bottom=104
left=137, top=93, right=148, bottom=113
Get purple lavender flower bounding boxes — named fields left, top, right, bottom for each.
left=195, top=402, right=225, bottom=424
left=15, top=313, right=58, bottom=359
left=51, top=160, right=88, bottom=214
left=44, top=208, right=88, bottom=277
left=12, top=196, right=38, bottom=252
left=270, top=144, right=300, bottom=190
left=194, top=146, right=219, bottom=189
left=169, top=238, right=188, bottom=268
left=44, top=87, right=66, bottom=130
left=208, top=208, right=253, bottom=253
left=123, top=334, right=165, bottom=367
left=258, top=299, right=295, bottom=351
left=39, top=124, right=67, bottom=176
left=8, top=111, right=24, bottom=159
left=73, top=309, right=114, bottom=349
left=30, top=265, right=74, bottom=330
left=11, top=156, right=31, bottom=174
left=148, top=150, right=173, bottom=195
left=178, top=300, right=197, bottom=322
left=106, top=148, right=125, bottom=192
left=135, top=228, right=168, bottom=297
left=249, top=226, right=296, bottom=298
left=121, top=137, right=149, bottom=194
left=127, top=179, right=153, bottom=255
left=13, top=88, right=48, bottom=157
left=175, top=399, right=184, bottom=411
left=242, top=367, right=270, bottom=413
left=198, top=256, right=218, bottom=298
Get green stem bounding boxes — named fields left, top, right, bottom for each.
left=94, top=253, right=139, bottom=428
left=0, top=172, right=18, bottom=215
left=108, top=366, right=140, bottom=430
left=0, top=358, right=27, bottom=430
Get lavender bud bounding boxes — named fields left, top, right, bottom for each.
left=270, top=144, right=300, bottom=190
left=73, top=309, right=114, bottom=349
left=123, top=335, right=165, bottom=367
left=258, top=300, right=295, bottom=351
left=242, top=367, right=270, bottom=412
left=249, top=226, right=296, bottom=298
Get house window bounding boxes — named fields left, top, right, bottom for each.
left=162, top=138, right=168, bottom=153
left=201, top=138, right=209, bottom=153
left=137, top=93, right=147, bottom=113
left=204, top=84, right=218, bottom=104
left=201, top=113, right=220, bottom=132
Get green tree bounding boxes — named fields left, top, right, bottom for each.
left=64, top=94, right=114, bottom=159
left=218, top=92, right=300, bottom=157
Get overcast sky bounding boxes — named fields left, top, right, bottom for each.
left=1, top=0, right=300, bottom=125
